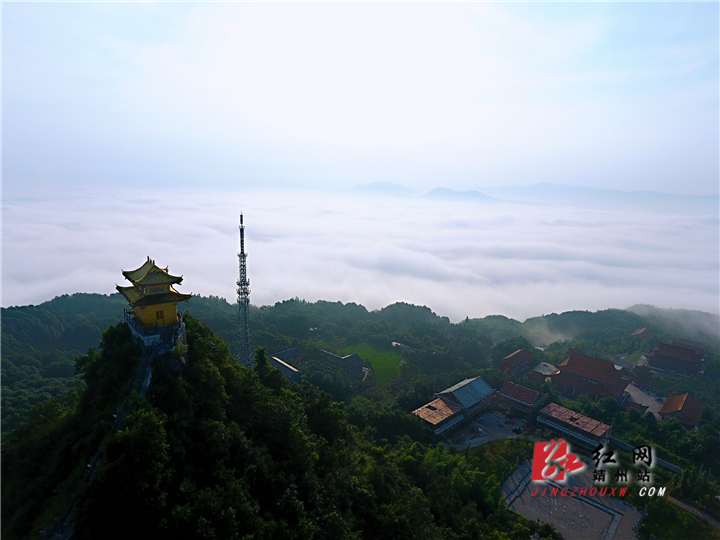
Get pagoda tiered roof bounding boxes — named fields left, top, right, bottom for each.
left=122, top=257, right=183, bottom=286
left=117, top=257, right=191, bottom=308
left=130, top=289, right=191, bottom=306
left=117, top=284, right=191, bottom=306
left=117, top=285, right=143, bottom=303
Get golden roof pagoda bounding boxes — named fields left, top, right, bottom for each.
left=117, top=257, right=191, bottom=328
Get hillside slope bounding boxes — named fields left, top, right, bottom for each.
left=4, top=294, right=718, bottom=436
left=2, top=317, right=557, bottom=540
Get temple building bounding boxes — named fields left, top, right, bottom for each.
left=647, top=342, right=704, bottom=376
left=268, top=356, right=302, bottom=383
left=672, top=339, right=709, bottom=355
left=630, top=327, right=655, bottom=341
left=321, top=350, right=366, bottom=385
left=268, top=348, right=302, bottom=383
left=659, top=392, right=705, bottom=429
left=117, top=257, right=191, bottom=347
left=501, top=348, right=532, bottom=374
left=529, top=362, right=559, bottom=386
left=413, top=376, right=495, bottom=437
left=537, top=403, right=611, bottom=452
left=497, top=380, right=547, bottom=419
left=552, top=351, right=628, bottom=402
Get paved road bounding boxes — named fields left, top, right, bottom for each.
left=450, top=414, right=528, bottom=449
left=624, top=384, right=663, bottom=420
left=502, top=461, right=641, bottom=540
left=451, top=410, right=719, bottom=535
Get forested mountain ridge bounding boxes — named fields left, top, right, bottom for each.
left=4, top=293, right=720, bottom=539
left=2, top=316, right=561, bottom=540
left=3, top=293, right=718, bottom=437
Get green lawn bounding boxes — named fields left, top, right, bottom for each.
left=340, top=343, right=402, bottom=386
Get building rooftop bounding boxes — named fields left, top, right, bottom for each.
left=117, top=285, right=143, bottom=303
left=502, top=349, right=532, bottom=366
left=133, top=270, right=183, bottom=286
left=118, top=257, right=190, bottom=308
left=559, top=352, right=624, bottom=386
left=672, top=339, right=709, bottom=353
left=270, top=348, right=299, bottom=362
left=321, top=350, right=364, bottom=365
left=652, top=343, right=704, bottom=362
left=412, top=398, right=463, bottom=426
left=539, top=403, right=611, bottom=438
left=270, top=356, right=300, bottom=374
left=660, top=393, right=704, bottom=426
left=121, top=288, right=191, bottom=307
left=631, top=327, right=655, bottom=340
left=533, top=362, right=559, bottom=377
left=437, top=376, right=494, bottom=409
left=499, top=380, right=546, bottom=407
left=553, top=371, right=627, bottom=400
left=122, top=257, right=182, bottom=285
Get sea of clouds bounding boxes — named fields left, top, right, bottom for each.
left=2, top=186, right=718, bottom=322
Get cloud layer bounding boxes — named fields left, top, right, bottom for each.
left=3, top=187, right=717, bottom=321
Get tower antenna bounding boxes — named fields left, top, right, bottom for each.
left=232, top=212, right=253, bottom=365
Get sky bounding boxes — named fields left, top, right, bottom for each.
left=2, top=3, right=719, bottom=320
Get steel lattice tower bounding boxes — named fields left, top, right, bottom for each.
left=232, top=213, right=254, bottom=365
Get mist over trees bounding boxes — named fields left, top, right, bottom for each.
left=3, top=294, right=718, bottom=437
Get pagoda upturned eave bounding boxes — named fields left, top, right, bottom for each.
left=127, top=290, right=191, bottom=307
left=132, top=271, right=183, bottom=287
left=116, top=284, right=191, bottom=306
left=117, top=285, right=143, bottom=304
left=121, top=257, right=182, bottom=285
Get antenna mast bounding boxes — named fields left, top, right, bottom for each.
left=232, top=213, right=253, bottom=365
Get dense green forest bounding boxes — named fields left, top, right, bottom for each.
left=4, top=293, right=720, bottom=539
left=4, top=293, right=718, bottom=437
left=2, top=316, right=562, bottom=540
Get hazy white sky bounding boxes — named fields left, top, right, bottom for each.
left=2, top=3, right=719, bottom=318
left=4, top=2, right=718, bottom=194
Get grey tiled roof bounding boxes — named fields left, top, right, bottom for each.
left=438, top=376, right=493, bottom=409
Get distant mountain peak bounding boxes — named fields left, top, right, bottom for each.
left=422, top=187, right=494, bottom=201
left=346, top=181, right=416, bottom=197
